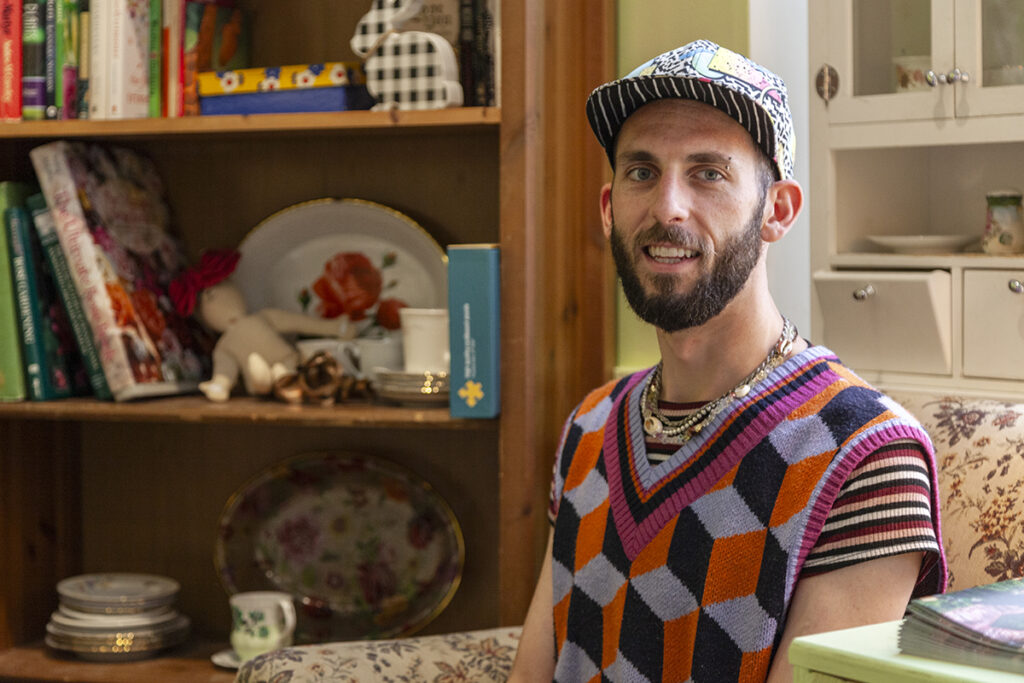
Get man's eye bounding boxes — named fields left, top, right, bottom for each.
left=696, top=168, right=724, bottom=181
left=625, top=167, right=653, bottom=181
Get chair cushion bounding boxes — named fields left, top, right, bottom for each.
left=889, top=391, right=1024, bottom=591
left=234, top=626, right=522, bottom=682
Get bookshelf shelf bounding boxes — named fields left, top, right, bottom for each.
left=0, top=641, right=235, bottom=683
left=0, top=107, right=500, bottom=139
left=0, top=395, right=496, bottom=429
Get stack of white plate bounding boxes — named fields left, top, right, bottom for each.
left=46, top=573, right=190, bottom=662
left=374, top=370, right=449, bottom=406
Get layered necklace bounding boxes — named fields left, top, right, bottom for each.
left=641, top=318, right=797, bottom=443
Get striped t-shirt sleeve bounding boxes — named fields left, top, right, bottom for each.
left=801, top=440, right=940, bottom=576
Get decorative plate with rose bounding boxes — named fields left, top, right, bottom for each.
left=232, top=199, right=447, bottom=336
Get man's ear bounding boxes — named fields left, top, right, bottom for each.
left=761, top=179, right=803, bottom=243
left=600, top=182, right=613, bottom=239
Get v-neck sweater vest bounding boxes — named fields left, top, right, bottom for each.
left=549, top=346, right=947, bottom=683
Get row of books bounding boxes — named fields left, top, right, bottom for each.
left=0, top=0, right=251, bottom=121
left=0, top=140, right=211, bottom=402
left=0, top=0, right=497, bottom=122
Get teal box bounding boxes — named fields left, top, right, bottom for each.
left=447, top=244, right=500, bottom=418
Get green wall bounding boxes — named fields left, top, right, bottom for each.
left=612, top=0, right=749, bottom=375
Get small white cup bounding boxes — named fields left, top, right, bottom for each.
left=229, top=591, right=297, bottom=663
left=345, top=335, right=404, bottom=382
left=399, top=308, right=450, bottom=374
left=294, top=338, right=343, bottom=363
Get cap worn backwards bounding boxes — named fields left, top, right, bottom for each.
left=585, top=39, right=795, bottom=181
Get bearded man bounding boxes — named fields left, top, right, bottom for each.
left=508, top=40, right=946, bottom=683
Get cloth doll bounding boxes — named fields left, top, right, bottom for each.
left=171, top=249, right=354, bottom=402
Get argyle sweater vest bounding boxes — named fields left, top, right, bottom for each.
left=549, top=346, right=947, bottom=683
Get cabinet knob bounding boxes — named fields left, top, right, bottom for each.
left=1009, top=279, right=1024, bottom=294
left=925, top=70, right=940, bottom=87
left=852, top=284, right=876, bottom=301
left=937, top=68, right=970, bottom=85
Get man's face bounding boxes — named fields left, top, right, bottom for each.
left=601, top=99, right=771, bottom=332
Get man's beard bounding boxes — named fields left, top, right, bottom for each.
left=609, top=199, right=766, bottom=332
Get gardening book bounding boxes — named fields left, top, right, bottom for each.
left=898, top=577, right=1024, bottom=674
left=181, top=0, right=248, bottom=116
left=29, top=141, right=211, bottom=401
left=0, top=180, right=33, bottom=400
left=5, top=201, right=80, bottom=400
left=27, top=192, right=109, bottom=398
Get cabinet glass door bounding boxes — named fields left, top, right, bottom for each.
left=954, top=0, right=1024, bottom=117
left=821, top=0, right=955, bottom=124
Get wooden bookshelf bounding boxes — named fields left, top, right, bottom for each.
left=0, top=1, right=615, bottom=681
left=0, top=395, right=497, bottom=429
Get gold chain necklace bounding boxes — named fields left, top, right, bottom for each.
left=641, top=318, right=797, bottom=442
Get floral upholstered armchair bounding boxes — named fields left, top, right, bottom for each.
left=888, top=391, right=1024, bottom=591
left=235, top=391, right=1024, bottom=682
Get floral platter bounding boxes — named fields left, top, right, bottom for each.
left=232, top=199, right=447, bottom=335
left=214, top=451, right=464, bottom=643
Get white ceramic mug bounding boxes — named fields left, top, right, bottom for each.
left=229, top=591, right=297, bottom=663
left=343, top=335, right=404, bottom=382
left=399, top=308, right=450, bottom=374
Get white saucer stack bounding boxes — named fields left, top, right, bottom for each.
left=46, top=573, right=190, bottom=661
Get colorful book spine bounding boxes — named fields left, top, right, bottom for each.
left=447, top=243, right=500, bottom=418
left=27, top=192, right=110, bottom=399
left=30, top=141, right=208, bottom=401
left=5, top=203, right=75, bottom=400
left=0, top=180, right=31, bottom=401
left=86, top=0, right=105, bottom=118
left=29, top=142, right=135, bottom=396
left=57, top=0, right=77, bottom=118
left=146, top=0, right=159, bottom=116
left=75, top=0, right=88, bottom=117
left=161, top=0, right=180, bottom=116
left=458, top=0, right=475, bottom=106
left=21, top=0, right=46, bottom=119
left=0, top=0, right=22, bottom=120
left=43, top=0, right=55, bottom=117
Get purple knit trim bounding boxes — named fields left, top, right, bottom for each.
left=604, top=356, right=839, bottom=561
left=791, top=418, right=949, bottom=594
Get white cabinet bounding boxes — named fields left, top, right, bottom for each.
left=814, top=270, right=952, bottom=375
left=821, top=0, right=1024, bottom=124
left=810, top=1, right=1024, bottom=397
left=963, top=269, right=1024, bottom=380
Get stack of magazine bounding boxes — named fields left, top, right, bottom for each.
left=898, top=577, right=1024, bottom=674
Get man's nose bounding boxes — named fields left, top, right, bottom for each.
left=650, top=176, right=692, bottom=226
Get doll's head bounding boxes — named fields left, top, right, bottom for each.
left=195, top=280, right=247, bottom=332
left=170, top=249, right=243, bottom=332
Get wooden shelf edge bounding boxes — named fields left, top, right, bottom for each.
left=830, top=252, right=1024, bottom=269
left=0, top=640, right=236, bottom=683
left=0, top=107, right=501, bottom=139
left=0, top=396, right=497, bottom=429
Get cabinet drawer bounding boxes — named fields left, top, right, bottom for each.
left=963, top=270, right=1024, bottom=381
left=813, top=270, right=951, bottom=375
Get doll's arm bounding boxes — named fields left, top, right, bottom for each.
left=260, top=309, right=357, bottom=339
left=199, top=345, right=240, bottom=402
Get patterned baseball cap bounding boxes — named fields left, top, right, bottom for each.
left=586, top=40, right=795, bottom=181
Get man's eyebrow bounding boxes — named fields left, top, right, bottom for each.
left=615, top=150, right=734, bottom=166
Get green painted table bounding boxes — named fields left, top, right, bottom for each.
left=789, top=620, right=1024, bottom=682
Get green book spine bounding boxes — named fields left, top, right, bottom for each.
left=6, top=204, right=50, bottom=398
left=76, top=0, right=89, bottom=117
left=27, top=193, right=111, bottom=399
left=147, top=0, right=160, bottom=117
left=58, top=0, right=79, bottom=119
left=0, top=181, right=31, bottom=400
